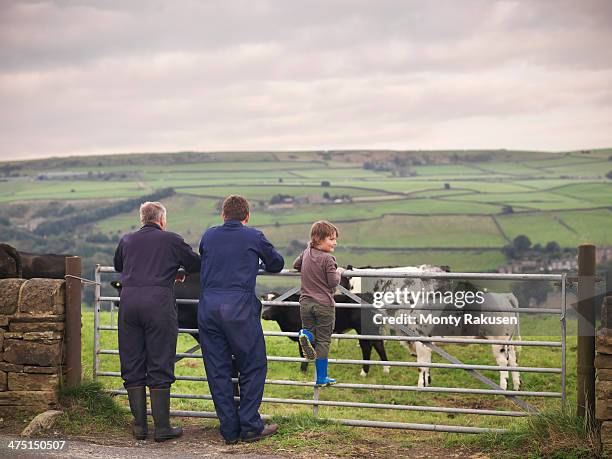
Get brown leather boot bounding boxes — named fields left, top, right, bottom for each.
left=241, top=423, right=279, bottom=442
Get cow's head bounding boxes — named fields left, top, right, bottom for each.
left=261, top=292, right=281, bottom=321
left=110, top=281, right=122, bottom=307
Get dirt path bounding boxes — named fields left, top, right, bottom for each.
left=1, top=429, right=282, bottom=459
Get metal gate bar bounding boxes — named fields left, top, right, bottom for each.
left=97, top=372, right=561, bottom=397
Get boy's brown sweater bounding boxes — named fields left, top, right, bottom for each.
left=293, top=245, right=341, bottom=307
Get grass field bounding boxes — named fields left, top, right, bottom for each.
left=83, top=307, right=575, bottom=434
left=1, top=149, right=610, bottom=276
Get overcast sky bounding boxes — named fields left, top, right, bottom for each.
left=1, top=0, right=611, bottom=160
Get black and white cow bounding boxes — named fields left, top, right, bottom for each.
left=346, top=265, right=522, bottom=390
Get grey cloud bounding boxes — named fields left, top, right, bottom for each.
left=0, top=0, right=611, bottom=159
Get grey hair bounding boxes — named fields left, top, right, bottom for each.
left=139, top=201, right=166, bottom=225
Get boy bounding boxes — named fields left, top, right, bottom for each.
left=293, top=220, right=343, bottom=386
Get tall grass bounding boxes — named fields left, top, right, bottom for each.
left=57, top=380, right=129, bottom=435
left=448, top=407, right=601, bottom=458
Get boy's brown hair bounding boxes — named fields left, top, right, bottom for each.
left=222, top=195, right=250, bottom=221
left=310, top=220, right=339, bottom=245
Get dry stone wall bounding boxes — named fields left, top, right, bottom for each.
left=0, top=278, right=66, bottom=416
left=596, top=295, right=612, bottom=454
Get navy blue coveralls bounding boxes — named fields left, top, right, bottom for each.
left=198, top=220, right=284, bottom=440
left=114, top=223, right=201, bottom=389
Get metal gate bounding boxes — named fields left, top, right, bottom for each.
left=93, top=266, right=567, bottom=434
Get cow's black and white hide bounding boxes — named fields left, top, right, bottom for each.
left=261, top=291, right=390, bottom=376
left=346, top=265, right=521, bottom=390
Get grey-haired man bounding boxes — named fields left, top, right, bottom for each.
left=114, top=201, right=200, bottom=442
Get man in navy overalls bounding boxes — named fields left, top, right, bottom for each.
left=198, top=195, right=284, bottom=444
left=114, top=201, right=200, bottom=442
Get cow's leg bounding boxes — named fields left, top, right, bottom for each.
left=358, top=340, right=373, bottom=377
left=415, top=342, right=432, bottom=388
left=507, top=344, right=521, bottom=390
left=372, top=340, right=390, bottom=374
left=298, top=344, right=308, bottom=373
left=491, top=344, right=509, bottom=390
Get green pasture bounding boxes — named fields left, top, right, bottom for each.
left=443, top=191, right=600, bottom=211
left=412, top=164, right=485, bottom=176
left=142, top=170, right=300, bottom=183
left=470, top=162, right=545, bottom=176
left=174, top=185, right=383, bottom=200
left=286, top=168, right=386, bottom=179
left=511, top=179, right=583, bottom=190
left=264, top=215, right=507, bottom=249
left=497, top=210, right=612, bottom=247
left=551, top=182, right=612, bottom=207
left=83, top=310, right=574, bottom=432
left=544, top=159, right=612, bottom=177
left=440, top=181, right=535, bottom=193
left=0, top=180, right=150, bottom=202
left=525, top=154, right=601, bottom=168
left=332, top=180, right=447, bottom=194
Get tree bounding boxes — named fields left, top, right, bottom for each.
left=513, top=235, right=532, bottom=252
left=545, top=241, right=561, bottom=254
left=606, top=171, right=612, bottom=180
left=321, top=180, right=330, bottom=187
left=444, top=183, right=450, bottom=190
left=502, top=205, right=514, bottom=214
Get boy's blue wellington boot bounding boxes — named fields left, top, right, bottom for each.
left=315, top=358, right=337, bottom=386
left=298, top=329, right=317, bottom=361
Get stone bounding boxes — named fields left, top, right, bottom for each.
left=602, top=421, right=612, bottom=453
left=0, top=370, right=6, bottom=391
left=18, top=279, right=65, bottom=316
left=23, top=331, right=63, bottom=344
left=21, top=410, right=63, bottom=437
left=4, top=332, right=23, bottom=339
left=0, top=362, right=24, bottom=372
left=0, top=316, right=8, bottom=327
left=0, top=391, right=57, bottom=415
left=10, top=322, right=65, bottom=333
left=8, top=373, right=59, bottom=391
left=596, top=399, right=612, bottom=421
left=598, top=369, right=612, bottom=381
left=603, top=301, right=612, bottom=330
left=595, top=354, right=612, bottom=369
left=0, top=279, right=26, bottom=315
left=3, top=340, right=62, bottom=366
left=597, top=329, right=612, bottom=354
left=24, top=366, right=60, bottom=375
left=10, top=314, right=64, bottom=323
left=597, top=380, right=612, bottom=399
left=0, top=391, right=57, bottom=406
left=0, top=329, right=3, bottom=350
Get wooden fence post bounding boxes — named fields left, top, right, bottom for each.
left=65, top=256, right=82, bottom=388
left=577, top=244, right=596, bottom=418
